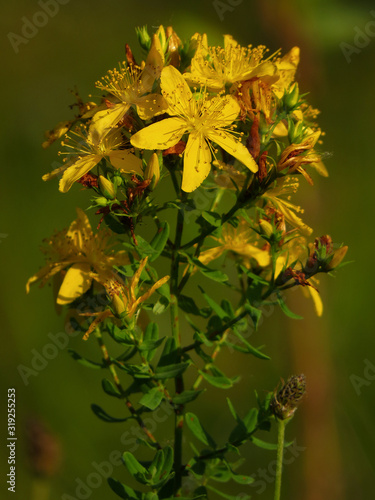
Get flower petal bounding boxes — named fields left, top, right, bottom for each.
left=207, top=130, right=258, bottom=173
left=57, top=263, right=92, bottom=305
left=59, top=155, right=102, bottom=193
left=161, top=66, right=193, bottom=115
left=109, top=150, right=143, bottom=174
left=131, top=117, right=187, bottom=150
left=89, top=104, right=128, bottom=144
left=182, top=133, right=212, bottom=192
left=136, top=93, right=168, bottom=120
left=202, top=95, right=240, bottom=128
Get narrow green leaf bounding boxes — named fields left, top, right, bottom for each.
left=178, top=295, right=201, bottom=316
left=206, top=484, right=250, bottom=500
left=107, top=478, right=141, bottom=499
left=102, top=378, right=122, bottom=398
left=244, top=303, right=262, bottom=330
left=185, top=412, right=216, bottom=448
left=68, top=349, right=103, bottom=369
left=91, top=404, right=132, bottom=423
left=139, top=387, right=164, bottom=410
left=201, top=211, right=222, bottom=227
left=158, top=337, right=178, bottom=366
left=172, top=390, right=205, bottom=405
left=277, top=292, right=303, bottom=320
left=141, top=322, right=160, bottom=362
left=122, top=452, right=148, bottom=484
left=153, top=295, right=170, bottom=315
left=199, top=369, right=239, bottom=389
left=250, top=436, right=293, bottom=450
left=231, top=328, right=270, bottom=360
left=154, top=362, right=190, bottom=380
left=149, top=221, right=170, bottom=261
left=199, top=287, right=230, bottom=320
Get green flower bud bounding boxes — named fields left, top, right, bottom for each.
left=135, top=26, right=151, bottom=51
left=284, top=83, right=299, bottom=110
left=98, top=175, right=116, bottom=200
left=270, top=374, right=306, bottom=420
left=95, top=196, right=109, bottom=207
left=259, top=219, right=273, bottom=238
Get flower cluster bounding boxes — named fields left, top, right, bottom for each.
left=28, top=25, right=348, bottom=500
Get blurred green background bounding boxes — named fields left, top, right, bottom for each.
left=1, top=0, right=374, bottom=499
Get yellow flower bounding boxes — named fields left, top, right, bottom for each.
left=198, top=218, right=270, bottom=269
left=184, top=34, right=277, bottom=92
left=54, top=126, right=142, bottom=193
left=26, top=208, right=129, bottom=305
left=82, top=257, right=169, bottom=340
left=275, top=237, right=323, bottom=316
left=131, top=66, right=258, bottom=192
left=272, top=47, right=300, bottom=99
left=89, top=35, right=167, bottom=142
left=262, top=177, right=313, bottom=236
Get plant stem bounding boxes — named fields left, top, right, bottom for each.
left=274, top=418, right=286, bottom=500
left=94, top=328, right=161, bottom=448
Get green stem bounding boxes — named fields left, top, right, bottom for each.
left=274, top=418, right=286, bottom=500
left=94, top=328, right=161, bottom=449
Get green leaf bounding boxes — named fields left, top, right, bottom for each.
left=231, top=327, right=270, bottom=360
left=139, top=387, right=164, bottom=410
left=107, top=477, right=141, bottom=499
left=277, top=292, right=303, bottom=320
left=185, top=412, right=216, bottom=448
left=102, top=378, right=122, bottom=398
left=113, top=362, right=151, bottom=379
left=91, top=404, right=132, bottom=423
left=189, top=258, right=228, bottom=283
left=141, top=323, right=160, bottom=362
left=244, top=303, right=262, bottom=330
left=67, top=349, right=103, bottom=369
left=250, top=436, right=293, bottom=450
left=122, top=452, right=148, bottom=484
left=154, top=362, right=190, bottom=380
left=158, top=337, right=178, bottom=366
left=107, top=325, right=137, bottom=345
left=178, top=295, right=201, bottom=316
left=172, top=390, right=205, bottom=405
left=138, top=337, right=165, bottom=352
left=148, top=446, right=174, bottom=488
left=153, top=296, right=170, bottom=315
left=149, top=221, right=170, bottom=262
left=199, top=287, right=230, bottom=320
left=104, top=214, right=127, bottom=234
left=206, top=484, right=250, bottom=500
left=201, top=211, right=222, bottom=227
left=199, top=367, right=239, bottom=389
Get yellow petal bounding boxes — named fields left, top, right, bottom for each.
left=182, top=132, right=212, bottom=192
left=89, top=104, right=128, bottom=144
left=57, top=263, right=92, bottom=305
left=198, top=246, right=225, bottom=266
left=66, top=208, right=93, bottom=249
left=161, top=66, right=193, bottom=115
left=59, top=155, right=101, bottom=193
left=136, top=93, right=168, bottom=120
left=307, top=286, right=323, bottom=317
left=239, top=244, right=270, bottom=267
left=26, top=262, right=67, bottom=293
left=207, top=130, right=258, bottom=173
left=224, top=34, right=238, bottom=49
left=109, top=150, right=143, bottom=174
left=131, top=117, right=187, bottom=150
left=203, top=95, right=240, bottom=128
left=141, top=34, right=164, bottom=91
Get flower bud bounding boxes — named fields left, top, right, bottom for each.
left=111, top=293, right=127, bottom=316
left=144, top=153, right=160, bottom=188
left=98, top=175, right=116, bottom=200
left=284, top=82, right=299, bottom=110
left=166, top=26, right=182, bottom=67
left=135, top=26, right=151, bottom=51
left=95, top=196, right=109, bottom=207
left=326, top=245, right=348, bottom=271
left=155, top=25, right=168, bottom=52
left=259, top=219, right=273, bottom=238
left=270, top=374, right=306, bottom=420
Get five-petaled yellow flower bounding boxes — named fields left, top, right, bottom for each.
left=89, top=34, right=167, bottom=143
left=131, top=65, right=258, bottom=192
left=184, top=34, right=277, bottom=92
left=54, top=127, right=142, bottom=193
left=26, top=208, right=129, bottom=305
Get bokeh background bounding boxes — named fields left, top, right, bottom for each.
left=1, top=0, right=374, bottom=499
